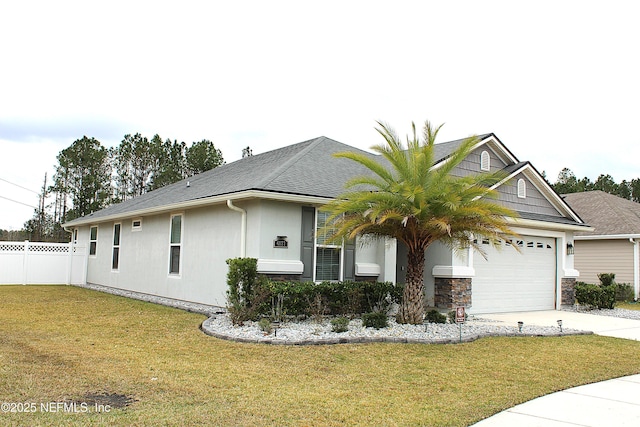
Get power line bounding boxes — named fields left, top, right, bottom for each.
left=0, top=177, right=40, bottom=194
left=0, top=195, right=38, bottom=209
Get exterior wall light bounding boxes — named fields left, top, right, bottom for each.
left=566, top=243, right=574, bottom=255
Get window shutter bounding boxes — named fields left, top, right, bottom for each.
left=343, top=238, right=355, bottom=281
left=300, top=207, right=315, bottom=281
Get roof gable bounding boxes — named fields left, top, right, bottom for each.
left=492, top=162, right=584, bottom=224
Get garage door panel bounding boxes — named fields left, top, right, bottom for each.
left=472, top=236, right=556, bottom=314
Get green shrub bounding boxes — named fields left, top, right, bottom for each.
left=264, top=280, right=401, bottom=318
left=426, top=309, right=447, bottom=324
left=330, top=317, right=350, bottom=333
left=225, top=258, right=270, bottom=325
left=362, top=312, right=389, bottom=329
left=361, top=281, right=401, bottom=314
left=575, top=282, right=615, bottom=309
left=616, top=283, right=635, bottom=302
left=597, top=273, right=616, bottom=287
left=258, top=318, right=272, bottom=334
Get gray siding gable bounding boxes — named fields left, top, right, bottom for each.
left=497, top=171, right=563, bottom=217
left=451, top=146, right=508, bottom=177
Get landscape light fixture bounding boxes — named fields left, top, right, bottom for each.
left=518, top=321, right=523, bottom=333
left=557, top=319, right=563, bottom=332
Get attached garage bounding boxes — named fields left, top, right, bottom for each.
left=471, top=235, right=557, bottom=313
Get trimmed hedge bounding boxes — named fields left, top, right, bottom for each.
left=226, top=258, right=403, bottom=323
left=266, top=279, right=402, bottom=318
left=574, top=273, right=634, bottom=309
left=574, top=282, right=615, bottom=309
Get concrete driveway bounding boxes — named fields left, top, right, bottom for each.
left=478, top=310, right=640, bottom=340
left=471, top=310, right=640, bottom=426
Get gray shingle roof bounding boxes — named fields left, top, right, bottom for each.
left=64, top=132, right=580, bottom=229
left=64, top=136, right=378, bottom=226
left=563, top=191, right=640, bottom=236
left=431, top=133, right=493, bottom=163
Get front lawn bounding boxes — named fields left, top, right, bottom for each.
left=2, top=286, right=640, bottom=426
left=617, top=302, right=640, bottom=311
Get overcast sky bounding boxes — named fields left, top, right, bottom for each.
left=1, top=1, right=639, bottom=230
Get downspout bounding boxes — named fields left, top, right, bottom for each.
left=227, top=200, right=246, bottom=258
left=631, top=238, right=639, bottom=301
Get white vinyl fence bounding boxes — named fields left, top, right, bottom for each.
left=0, top=241, right=87, bottom=285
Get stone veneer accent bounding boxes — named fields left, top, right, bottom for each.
left=561, top=277, right=576, bottom=306
left=434, top=277, right=472, bottom=309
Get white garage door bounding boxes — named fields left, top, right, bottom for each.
left=471, top=236, right=556, bottom=314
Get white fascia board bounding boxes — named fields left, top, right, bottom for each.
left=506, top=216, right=592, bottom=232
left=575, top=234, right=640, bottom=241
left=472, top=135, right=518, bottom=165
left=63, top=190, right=334, bottom=227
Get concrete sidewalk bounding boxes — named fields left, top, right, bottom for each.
left=478, top=310, right=640, bottom=340
left=471, top=310, right=640, bottom=426
left=472, top=374, right=640, bottom=426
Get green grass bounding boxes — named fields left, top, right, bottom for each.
left=2, top=286, right=640, bottom=426
left=617, top=301, right=640, bottom=311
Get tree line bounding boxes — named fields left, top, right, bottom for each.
left=13, top=134, right=225, bottom=242
left=550, top=168, right=640, bottom=201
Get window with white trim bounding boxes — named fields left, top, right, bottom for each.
left=517, top=178, right=526, bottom=198
left=132, top=218, right=142, bottom=231
left=89, top=226, right=98, bottom=256
left=112, top=223, right=121, bottom=270
left=480, top=150, right=490, bottom=171
left=315, top=211, right=341, bottom=281
left=169, top=214, right=182, bottom=275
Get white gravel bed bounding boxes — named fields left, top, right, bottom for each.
left=201, top=314, right=588, bottom=345
left=564, top=306, right=640, bottom=320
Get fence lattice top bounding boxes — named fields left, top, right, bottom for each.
left=0, top=242, right=72, bottom=253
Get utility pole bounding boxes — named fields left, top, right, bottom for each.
left=38, top=173, right=47, bottom=241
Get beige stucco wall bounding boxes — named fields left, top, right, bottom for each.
left=574, top=239, right=635, bottom=285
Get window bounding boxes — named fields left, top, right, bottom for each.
left=89, top=226, right=98, bottom=256
left=132, top=218, right=142, bottom=231
left=517, top=178, right=526, bottom=198
left=169, top=214, right=182, bottom=275
left=112, top=223, right=121, bottom=270
left=315, top=211, right=341, bottom=281
left=480, top=150, right=490, bottom=171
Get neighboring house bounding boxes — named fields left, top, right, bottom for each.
left=562, top=190, right=640, bottom=299
left=64, top=135, right=588, bottom=314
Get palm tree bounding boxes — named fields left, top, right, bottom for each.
left=322, top=121, right=519, bottom=324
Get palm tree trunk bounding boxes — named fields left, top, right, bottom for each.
left=397, top=245, right=426, bottom=324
